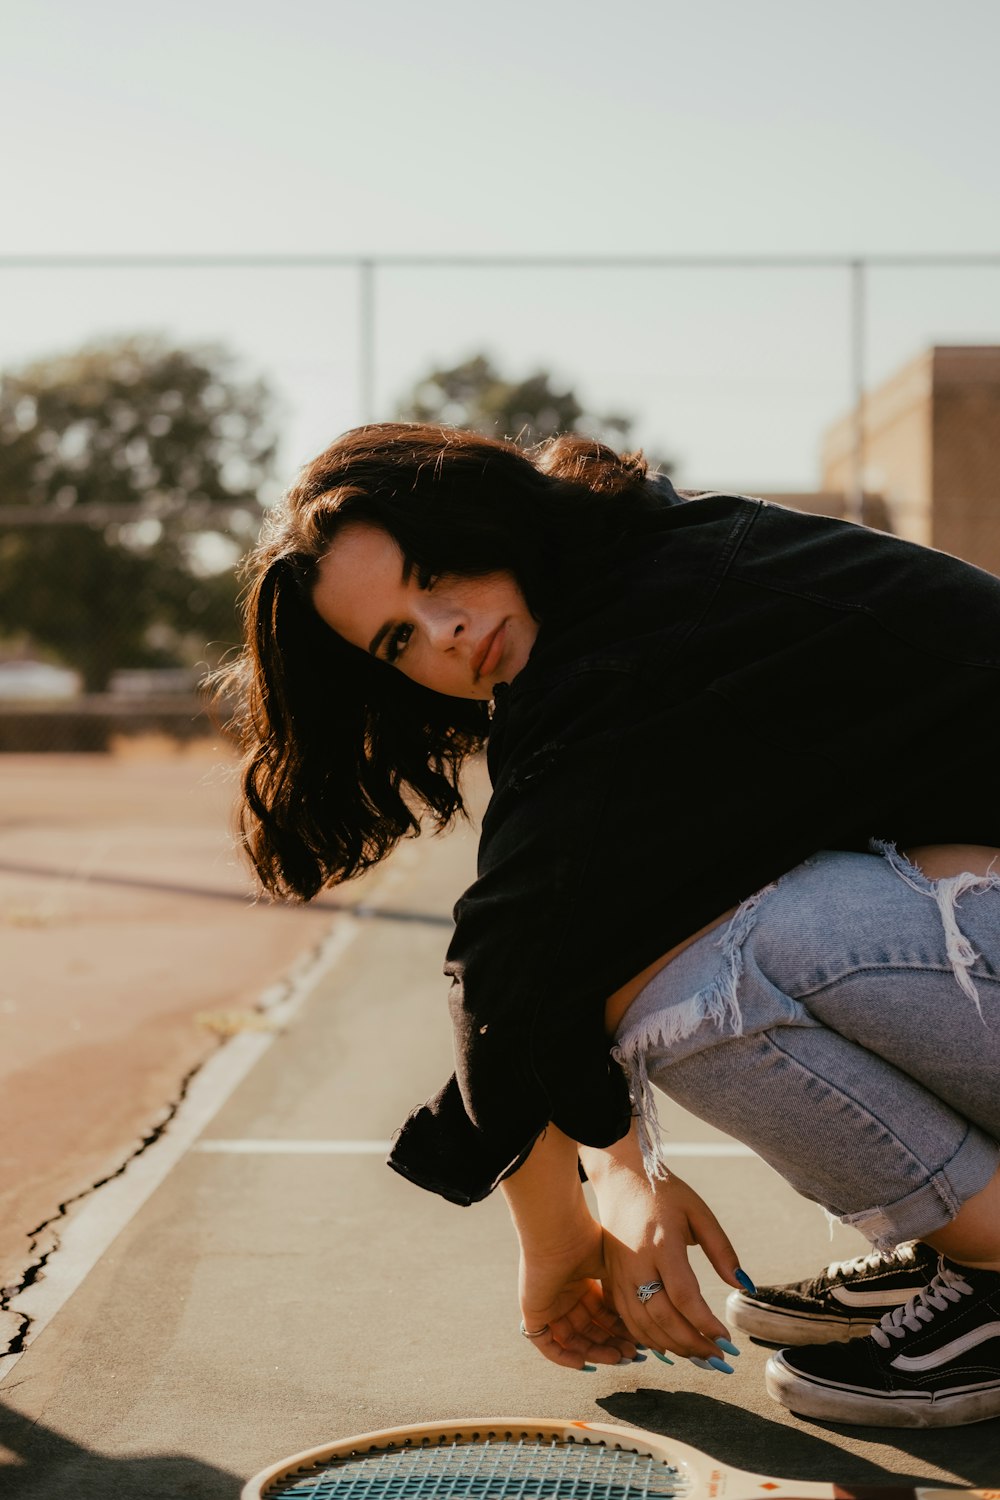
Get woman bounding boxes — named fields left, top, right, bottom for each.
left=230, top=421, right=1000, bottom=1429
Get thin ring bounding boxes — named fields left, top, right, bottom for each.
left=519, top=1319, right=549, bottom=1339
left=635, top=1279, right=665, bottom=1304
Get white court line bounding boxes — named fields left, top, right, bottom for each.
left=194, top=1139, right=757, bottom=1157
left=197, top=1139, right=391, bottom=1154
left=0, top=918, right=360, bottom=1386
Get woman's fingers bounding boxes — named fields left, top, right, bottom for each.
left=520, top=1285, right=638, bottom=1369
left=688, top=1197, right=744, bottom=1292
left=646, top=1261, right=730, bottom=1353
left=527, top=1322, right=635, bottom=1369
left=531, top=1330, right=619, bottom=1370
left=578, top=1283, right=633, bottom=1341
left=522, top=1272, right=733, bottom=1372
left=611, top=1249, right=732, bottom=1361
left=622, top=1286, right=723, bottom=1360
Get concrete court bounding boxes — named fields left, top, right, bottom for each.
left=2, top=815, right=999, bottom=1497
left=0, top=744, right=340, bottom=1305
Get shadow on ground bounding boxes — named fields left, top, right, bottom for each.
left=802, top=1414, right=1000, bottom=1488
left=600, top=1388, right=1000, bottom=1487
left=0, top=1399, right=243, bottom=1500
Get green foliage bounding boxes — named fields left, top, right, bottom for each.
left=0, top=334, right=278, bottom=690
left=397, top=352, right=638, bottom=450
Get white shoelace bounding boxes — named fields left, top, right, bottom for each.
left=870, top=1263, right=973, bottom=1349
left=825, top=1242, right=917, bottom=1280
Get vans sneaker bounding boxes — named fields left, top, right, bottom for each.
left=765, top=1258, right=1000, bottom=1427
left=726, top=1241, right=939, bottom=1344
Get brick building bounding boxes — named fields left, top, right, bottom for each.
left=820, top=345, right=1000, bottom=575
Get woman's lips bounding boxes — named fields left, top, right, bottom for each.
left=473, top=620, right=507, bottom=681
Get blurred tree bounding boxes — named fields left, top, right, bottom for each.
left=396, top=351, right=673, bottom=470
left=0, top=334, right=277, bottom=690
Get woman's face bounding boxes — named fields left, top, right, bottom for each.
left=312, top=523, right=539, bottom=700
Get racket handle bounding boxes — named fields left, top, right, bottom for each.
left=914, top=1492, right=1000, bottom=1500
left=830, top=1489, right=999, bottom=1499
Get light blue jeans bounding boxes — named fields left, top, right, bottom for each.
left=613, top=843, right=1000, bottom=1249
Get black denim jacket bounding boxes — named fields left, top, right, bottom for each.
left=388, top=485, right=1000, bottom=1205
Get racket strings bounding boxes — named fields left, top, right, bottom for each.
left=266, top=1435, right=687, bottom=1500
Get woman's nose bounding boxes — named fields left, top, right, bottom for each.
left=423, top=605, right=465, bottom=649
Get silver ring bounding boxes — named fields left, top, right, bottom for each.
left=519, top=1319, right=549, bottom=1339
left=635, top=1280, right=665, bottom=1304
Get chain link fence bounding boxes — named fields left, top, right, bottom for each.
left=1, top=255, right=998, bottom=750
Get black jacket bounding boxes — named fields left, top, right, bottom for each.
left=388, top=485, right=1000, bottom=1205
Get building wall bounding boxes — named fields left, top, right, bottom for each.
left=820, top=350, right=933, bottom=547
left=930, top=347, right=1000, bottom=575
left=819, top=345, right=1000, bottom=573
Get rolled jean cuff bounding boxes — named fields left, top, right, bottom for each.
left=836, top=1125, right=1000, bottom=1250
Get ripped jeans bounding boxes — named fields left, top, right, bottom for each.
left=613, top=843, right=1000, bottom=1250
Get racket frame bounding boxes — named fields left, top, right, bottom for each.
left=240, top=1415, right=873, bottom=1500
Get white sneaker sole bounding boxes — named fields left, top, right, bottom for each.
left=765, top=1350, right=1000, bottom=1428
left=725, top=1290, right=876, bottom=1345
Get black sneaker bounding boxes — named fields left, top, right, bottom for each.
left=726, top=1241, right=940, bottom=1344
left=765, top=1258, right=1000, bottom=1427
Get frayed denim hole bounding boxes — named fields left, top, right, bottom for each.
left=613, top=877, right=778, bottom=1185
left=871, top=837, right=1000, bottom=1022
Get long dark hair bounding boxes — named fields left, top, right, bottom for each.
left=226, top=422, right=653, bottom=900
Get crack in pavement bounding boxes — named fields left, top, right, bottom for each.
left=0, top=858, right=454, bottom=927
left=0, top=912, right=362, bottom=1365
left=0, top=1053, right=208, bottom=1358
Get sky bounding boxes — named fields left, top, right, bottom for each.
left=3, top=0, right=999, bottom=489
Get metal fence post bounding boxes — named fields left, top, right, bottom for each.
left=359, top=258, right=376, bottom=424
left=848, top=258, right=867, bottom=525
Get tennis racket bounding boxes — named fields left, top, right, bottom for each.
left=241, top=1416, right=997, bottom=1499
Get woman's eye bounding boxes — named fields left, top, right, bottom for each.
left=384, top=623, right=414, bottom=664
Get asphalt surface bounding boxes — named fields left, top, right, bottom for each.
left=0, top=746, right=336, bottom=1306
left=2, top=806, right=999, bottom=1497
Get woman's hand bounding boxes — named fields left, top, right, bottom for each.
left=581, top=1129, right=744, bottom=1368
left=500, top=1123, right=637, bottom=1371
left=517, top=1214, right=639, bottom=1371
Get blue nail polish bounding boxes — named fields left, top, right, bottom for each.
left=688, top=1357, right=714, bottom=1371
left=715, top=1336, right=741, bottom=1357
left=734, top=1268, right=757, bottom=1295
left=634, top=1343, right=648, bottom=1351
left=582, top=1363, right=597, bottom=1372
left=707, top=1356, right=734, bottom=1374
left=631, top=1352, right=648, bottom=1363
left=652, top=1350, right=675, bottom=1365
